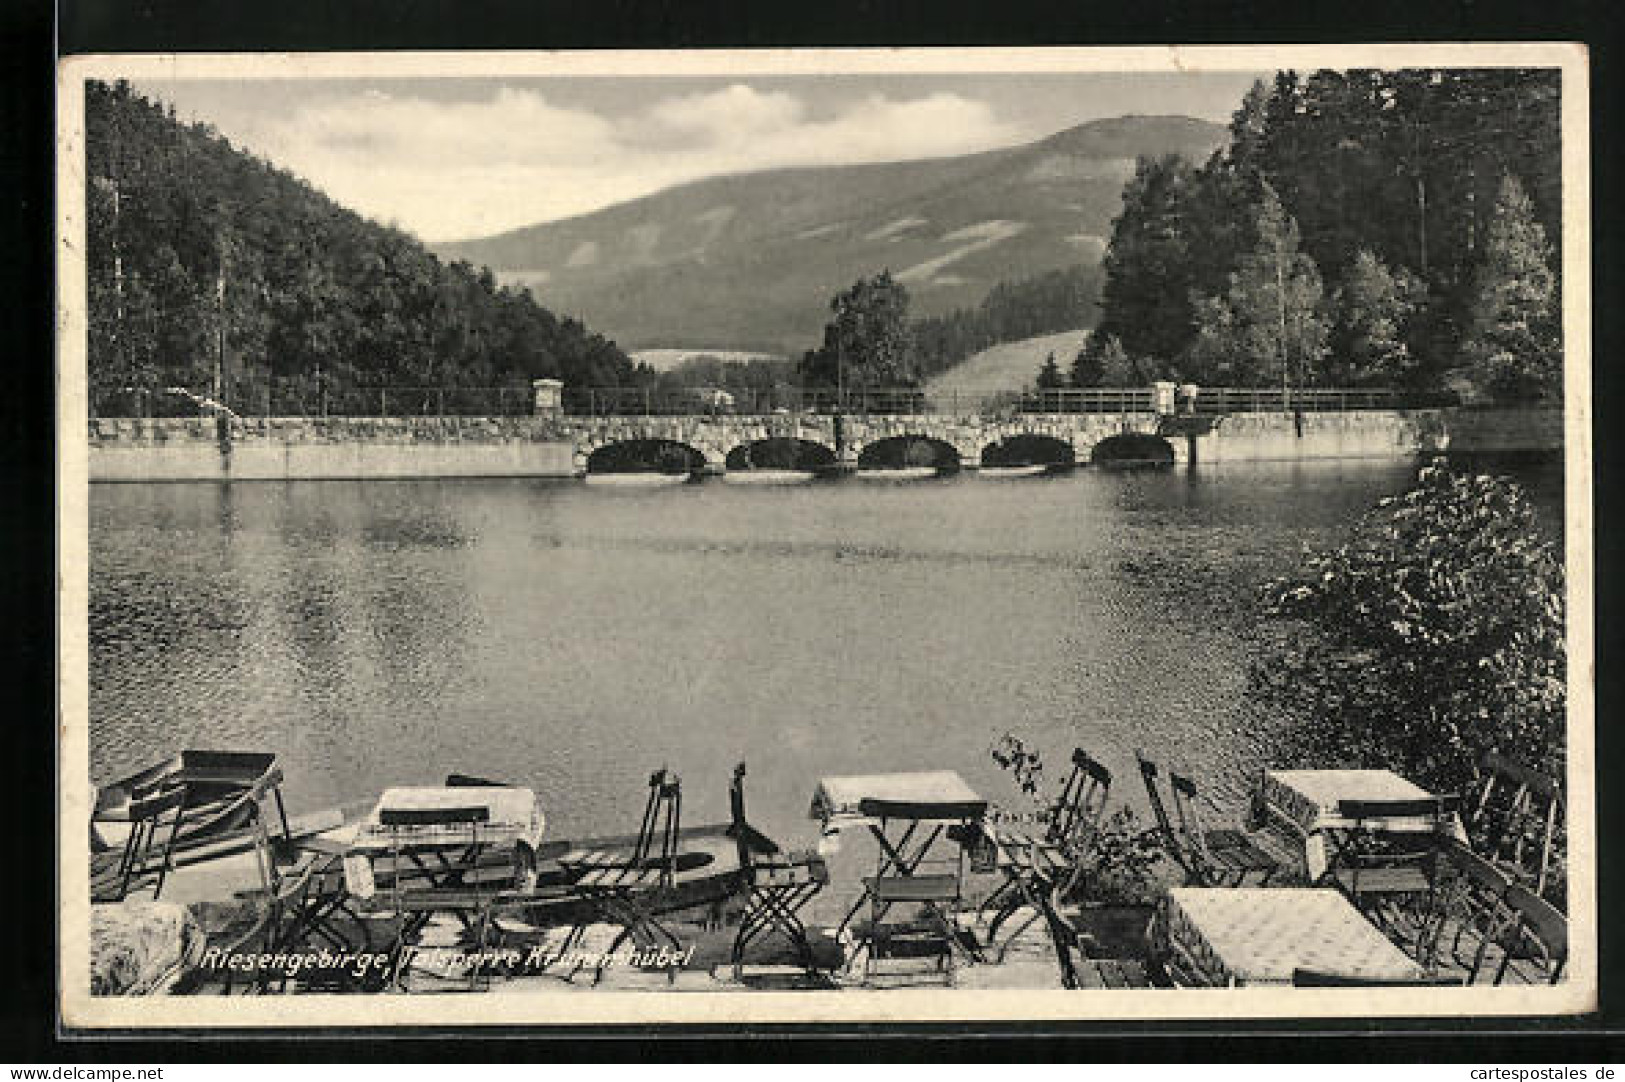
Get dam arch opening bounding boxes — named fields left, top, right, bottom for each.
left=586, top=438, right=707, bottom=475
left=856, top=436, right=961, bottom=473
left=1091, top=433, right=1176, bottom=468
left=982, top=434, right=1075, bottom=469
left=725, top=438, right=837, bottom=472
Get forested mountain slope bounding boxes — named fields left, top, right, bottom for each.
left=86, top=80, right=635, bottom=416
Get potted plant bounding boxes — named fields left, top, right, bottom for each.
left=1055, top=806, right=1168, bottom=958
left=987, top=734, right=1167, bottom=958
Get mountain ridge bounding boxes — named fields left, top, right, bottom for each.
left=433, top=114, right=1226, bottom=357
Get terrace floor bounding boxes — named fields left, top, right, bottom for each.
left=104, top=821, right=1559, bottom=995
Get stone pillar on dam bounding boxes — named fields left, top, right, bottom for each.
left=531, top=378, right=563, bottom=415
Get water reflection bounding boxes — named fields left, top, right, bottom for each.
left=88, top=459, right=1562, bottom=850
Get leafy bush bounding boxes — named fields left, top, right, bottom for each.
left=1253, top=463, right=1565, bottom=795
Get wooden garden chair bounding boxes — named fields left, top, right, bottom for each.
left=1040, top=884, right=1154, bottom=990
left=97, top=784, right=189, bottom=903
left=1467, top=751, right=1564, bottom=904
left=1321, top=796, right=1457, bottom=946
left=1134, top=752, right=1194, bottom=880
left=377, top=802, right=496, bottom=987
left=559, top=767, right=682, bottom=876
left=1490, top=883, right=1568, bottom=985
left=1167, top=769, right=1280, bottom=886
left=558, top=768, right=687, bottom=984
left=215, top=781, right=367, bottom=992
left=979, top=749, right=1112, bottom=960
left=853, top=797, right=983, bottom=986
left=1134, top=751, right=1276, bottom=886
left=213, top=852, right=328, bottom=994
left=1423, top=838, right=1514, bottom=975
left=726, top=762, right=829, bottom=980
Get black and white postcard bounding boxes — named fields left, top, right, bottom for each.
left=56, top=44, right=1594, bottom=1028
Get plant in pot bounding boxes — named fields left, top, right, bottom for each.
left=986, top=734, right=1167, bottom=958
left=1055, top=806, right=1168, bottom=958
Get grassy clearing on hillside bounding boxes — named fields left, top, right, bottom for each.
left=922, top=329, right=1091, bottom=405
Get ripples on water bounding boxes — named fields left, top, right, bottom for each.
left=87, top=459, right=1562, bottom=852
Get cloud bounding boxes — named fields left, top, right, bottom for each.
left=193, top=84, right=1027, bottom=241
left=779, top=93, right=1019, bottom=163
left=289, top=87, right=619, bottom=168
left=643, top=84, right=805, bottom=140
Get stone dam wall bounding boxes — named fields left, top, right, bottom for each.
left=88, top=416, right=577, bottom=482
left=85, top=407, right=1565, bottom=482
left=1187, top=410, right=1447, bottom=465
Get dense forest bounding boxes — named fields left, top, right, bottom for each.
left=86, top=80, right=636, bottom=417
left=796, top=264, right=1100, bottom=392
left=911, top=264, right=1101, bottom=383
left=1074, top=69, right=1562, bottom=401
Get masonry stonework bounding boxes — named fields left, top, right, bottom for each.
left=86, top=406, right=1559, bottom=482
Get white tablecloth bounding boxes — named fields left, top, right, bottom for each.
left=1164, top=887, right=1424, bottom=986
left=348, top=786, right=545, bottom=853
left=809, top=770, right=985, bottom=826
left=1260, top=769, right=1463, bottom=879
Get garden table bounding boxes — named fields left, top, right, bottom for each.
left=344, top=786, right=544, bottom=985
left=1159, top=886, right=1426, bottom=987
left=347, top=786, right=545, bottom=865
left=811, top=771, right=987, bottom=977
left=1257, top=769, right=1466, bottom=880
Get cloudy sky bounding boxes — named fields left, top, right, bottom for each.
left=134, top=72, right=1265, bottom=242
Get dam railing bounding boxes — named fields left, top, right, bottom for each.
left=92, top=382, right=1423, bottom=420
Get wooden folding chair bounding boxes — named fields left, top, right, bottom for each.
left=1167, top=769, right=1280, bottom=886
left=1135, top=752, right=1276, bottom=886
left=216, top=784, right=365, bottom=993
left=1322, top=796, right=1457, bottom=945
left=981, top=749, right=1112, bottom=959
left=1134, top=752, right=1195, bottom=881
left=105, top=784, right=189, bottom=902
left=854, top=797, right=983, bottom=986
left=213, top=855, right=326, bottom=995
left=1492, top=883, right=1568, bottom=985
left=560, top=767, right=682, bottom=877
left=560, top=768, right=687, bottom=984
left=1467, top=752, right=1564, bottom=903
left=727, top=762, right=829, bottom=980
left=1425, top=839, right=1514, bottom=976
left=375, top=802, right=495, bottom=988
left=1040, top=886, right=1154, bottom=990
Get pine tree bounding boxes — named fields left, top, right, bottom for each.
left=1095, top=155, right=1198, bottom=372
left=1097, top=336, right=1139, bottom=386
left=1035, top=352, right=1065, bottom=389
left=1460, top=175, right=1561, bottom=402
left=1071, top=333, right=1141, bottom=387
left=1070, top=340, right=1105, bottom=388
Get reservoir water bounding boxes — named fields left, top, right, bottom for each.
left=87, top=460, right=1561, bottom=852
